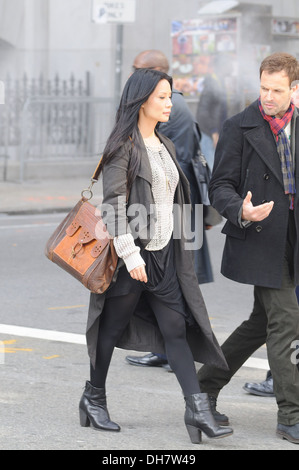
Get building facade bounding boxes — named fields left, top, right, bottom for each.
left=1, top=0, right=299, bottom=176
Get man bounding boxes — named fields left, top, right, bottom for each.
left=125, top=50, right=214, bottom=370
left=197, top=52, right=299, bottom=444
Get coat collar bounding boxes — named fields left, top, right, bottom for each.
left=136, top=129, right=190, bottom=199
left=241, top=100, right=299, bottom=186
left=292, top=107, right=299, bottom=178
left=136, top=133, right=152, bottom=184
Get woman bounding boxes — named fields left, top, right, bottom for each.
left=79, top=69, right=233, bottom=444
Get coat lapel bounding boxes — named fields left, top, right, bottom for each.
left=294, top=110, right=299, bottom=180
left=158, top=132, right=191, bottom=203
left=241, top=101, right=284, bottom=187
left=135, top=130, right=191, bottom=204
left=136, top=139, right=153, bottom=184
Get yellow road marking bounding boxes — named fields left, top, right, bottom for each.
left=0, top=339, right=58, bottom=359
left=0, top=346, right=33, bottom=353
left=1, top=339, right=33, bottom=352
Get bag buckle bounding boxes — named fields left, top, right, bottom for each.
left=70, top=242, right=83, bottom=259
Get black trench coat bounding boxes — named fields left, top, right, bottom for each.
left=86, top=131, right=228, bottom=371
left=209, top=100, right=299, bottom=289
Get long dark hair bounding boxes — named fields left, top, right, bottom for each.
left=100, top=68, right=172, bottom=190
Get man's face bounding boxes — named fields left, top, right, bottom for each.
left=260, top=70, right=295, bottom=118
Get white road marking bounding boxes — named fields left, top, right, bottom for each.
left=0, top=323, right=86, bottom=345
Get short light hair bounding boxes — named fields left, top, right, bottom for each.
left=260, top=52, right=299, bottom=87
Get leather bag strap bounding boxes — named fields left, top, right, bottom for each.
left=81, top=157, right=103, bottom=200
left=91, top=156, right=103, bottom=181
left=82, top=150, right=129, bottom=202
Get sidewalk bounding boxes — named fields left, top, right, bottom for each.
left=0, top=177, right=103, bottom=215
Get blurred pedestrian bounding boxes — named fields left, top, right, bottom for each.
left=125, top=49, right=214, bottom=370
left=195, top=55, right=228, bottom=169
left=79, top=68, right=233, bottom=443
left=197, top=52, right=299, bottom=445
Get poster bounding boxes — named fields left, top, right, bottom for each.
left=272, top=18, right=299, bottom=37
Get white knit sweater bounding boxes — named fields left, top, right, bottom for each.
left=113, top=143, right=179, bottom=272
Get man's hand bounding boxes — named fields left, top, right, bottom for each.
left=242, top=191, right=274, bottom=222
left=129, top=264, right=148, bottom=283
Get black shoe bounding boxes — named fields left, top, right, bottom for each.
left=184, top=393, right=233, bottom=444
left=79, top=381, right=120, bottom=432
left=277, top=423, right=299, bottom=444
left=125, top=352, right=168, bottom=367
left=243, top=370, right=274, bottom=397
left=208, top=395, right=230, bottom=426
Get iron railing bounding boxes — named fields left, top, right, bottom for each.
left=0, top=73, right=115, bottom=181
left=19, top=96, right=115, bottom=181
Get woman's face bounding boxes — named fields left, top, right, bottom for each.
left=139, top=79, right=173, bottom=124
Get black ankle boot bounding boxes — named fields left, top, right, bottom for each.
left=209, top=395, right=230, bottom=426
left=79, top=381, right=120, bottom=432
left=184, top=393, right=233, bottom=444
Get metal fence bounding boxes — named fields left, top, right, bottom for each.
left=0, top=73, right=115, bottom=181
left=19, top=96, right=115, bottom=180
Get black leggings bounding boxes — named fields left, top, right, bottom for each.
left=90, top=291, right=201, bottom=397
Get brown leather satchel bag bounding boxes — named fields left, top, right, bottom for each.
left=45, top=160, right=118, bottom=294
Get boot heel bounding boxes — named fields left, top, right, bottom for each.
left=186, top=424, right=202, bottom=444
left=79, top=408, right=90, bottom=427
left=185, top=393, right=233, bottom=443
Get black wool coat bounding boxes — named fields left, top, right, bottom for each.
left=86, top=131, right=228, bottom=371
left=209, top=100, right=299, bottom=289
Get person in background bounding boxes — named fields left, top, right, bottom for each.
left=126, top=50, right=214, bottom=371
left=197, top=52, right=299, bottom=445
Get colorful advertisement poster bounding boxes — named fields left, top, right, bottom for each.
left=171, top=17, right=238, bottom=98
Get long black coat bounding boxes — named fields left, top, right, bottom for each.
left=86, top=131, right=228, bottom=370
left=209, top=99, right=299, bottom=289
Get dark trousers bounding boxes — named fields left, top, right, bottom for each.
left=198, top=215, right=299, bottom=425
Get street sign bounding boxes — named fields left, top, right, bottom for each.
left=92, top=0, right=136, bottom=24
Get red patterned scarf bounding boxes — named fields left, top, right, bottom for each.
left=258, top=98, right=294, bottom=141
left=258, top=98, right=295, bottom=209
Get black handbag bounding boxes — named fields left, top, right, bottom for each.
left=191, top=123, right=222, bottom=227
